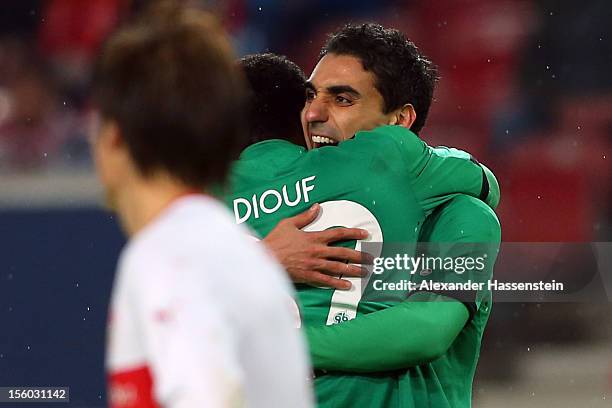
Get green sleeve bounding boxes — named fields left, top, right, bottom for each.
left=410, top=144, right=490, bottom=214
left=306, top=292, right=469, bottom=373
left=353, top=125, right=498, bottom=212
left=305, top=195, right=501, bottom=373
left=413, top=195, right=501, bottom=310
left=481, top=163, right=500, bottom=209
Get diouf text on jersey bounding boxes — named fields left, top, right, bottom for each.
left=233, top=176, right=316, bottom=224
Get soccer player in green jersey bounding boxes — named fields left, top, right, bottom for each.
left=227, top=45, right=500, bottom=408
left=305, top=195, right=500, bottom=408
left=285, top=24, right=500, bottom=408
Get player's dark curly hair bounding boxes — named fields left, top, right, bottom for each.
left=239, top=53, right=307, bottom=146
left=320, top=23, right=439, bottom=133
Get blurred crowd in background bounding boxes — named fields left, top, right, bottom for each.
left=0, top=0, right=610, bottom=241
left=0, top=0, right=610, bottom=400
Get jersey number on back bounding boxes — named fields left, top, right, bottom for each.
left=303, top=200, right=383, bottom=325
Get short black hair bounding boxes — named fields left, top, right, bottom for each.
left=320, top=23, right=438, bottom=133
left=93, top=5, right=247, bottom=187
left=239, top=53, right=306, bottom=146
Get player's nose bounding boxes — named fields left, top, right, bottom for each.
left=303, top=97, right=328, bottom=124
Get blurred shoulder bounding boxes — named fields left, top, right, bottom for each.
left=355, top=125, right=422, bottom=151
left=422, top=195, right=501, bottom=243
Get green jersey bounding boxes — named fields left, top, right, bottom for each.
left=309, top=195, right=501, bottom=408
left=407, top=195, right=500, bottom=408
left=222, top=125, right=491, bottom=406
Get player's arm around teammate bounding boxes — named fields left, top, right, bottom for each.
left=304, top=194, right=501, bottom=373
left=263, top=203, right=370, bottom=289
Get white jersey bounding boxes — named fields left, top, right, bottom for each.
left=106, top=195, right=313, bottom=408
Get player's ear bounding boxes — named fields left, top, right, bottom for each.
left=93, top=119, right=131, bottom=174
left=99, top=120, right=129, bottom=156
left=388, top=104, right=416, bottom=129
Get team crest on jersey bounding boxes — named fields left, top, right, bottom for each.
left=333, top=311, right=350, bottom=324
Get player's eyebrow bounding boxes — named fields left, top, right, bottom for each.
left=304, top=82, right=361, bottom=99
left=326, top=85, right=361, bottom=98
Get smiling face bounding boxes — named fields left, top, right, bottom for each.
left=302, top=54, right=397, bottom=149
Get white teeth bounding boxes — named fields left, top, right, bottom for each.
left=312, top=135, right=335, bottom=144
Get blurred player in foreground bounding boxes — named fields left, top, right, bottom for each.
left=91, top=7, right=313, bottom=408
left=230, top=46, right=500, bottom=408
